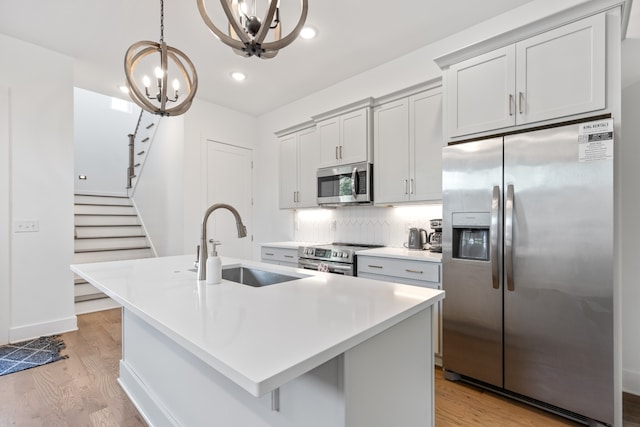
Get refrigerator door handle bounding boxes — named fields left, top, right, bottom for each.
left=491, top=185, right=500, bottom=289
left=505, top=184, right=515, bottom=291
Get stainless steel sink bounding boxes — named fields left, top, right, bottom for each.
left=221, top=266, right=306, bottom=287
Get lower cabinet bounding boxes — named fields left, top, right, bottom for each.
left=357, top=255, right=442, bottom=364
left=261, top=246, right=299, bottom=268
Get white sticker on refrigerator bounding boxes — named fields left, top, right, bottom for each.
left=578, top=119, right=613, bottom=162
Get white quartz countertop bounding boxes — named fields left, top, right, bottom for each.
left=357, top=247, right=443, bottom=262
left=71, top=255, right=443, bottom=398
left=260, top=241, right=320, bottom=249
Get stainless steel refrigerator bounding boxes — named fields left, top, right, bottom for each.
left=442, top=118, right=614, bottom=425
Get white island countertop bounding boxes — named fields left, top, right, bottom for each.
left=71, top=255, right=444, bottom=398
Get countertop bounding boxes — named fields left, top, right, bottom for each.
left=356, top=247, right=443, bottom=262
left=260, top=241, right=320, bottom=249
left=71, top=255, right=444, bottom=397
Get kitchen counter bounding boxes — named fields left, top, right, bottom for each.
left=357, top=247, right=443, bottom=262
left=71, top=255, right=443, bottom=427
left=260, top=241, right=319, bottom=249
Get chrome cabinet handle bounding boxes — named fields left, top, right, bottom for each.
left=264, top=252, right=274, bottom=256
left=368, top=264, right=383, bottom=269
left=505, top=184, right=515, bottom=292
left=335, top=146, right=339, bottom=160
left=405, top=269, right=423, bottom=274
left=410, top=178, right=414, bottom=195
left=491, top=186, right=500, bottom=290
left=339, top=145, right=342, bottom=159
left=518, top=92, right=524, bottom=115
left=271, top=388, right=280, bottom=412
left=509, top=94, right=514, bottom=116
left=404, top=179, right=408, bottom=195
left=284, top=255, right=294, bottom=259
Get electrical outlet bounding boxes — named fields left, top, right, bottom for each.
left=14, top=220, right=39, bottom=233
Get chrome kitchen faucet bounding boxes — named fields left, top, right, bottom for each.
left=196, top=203, right=247, bottom=281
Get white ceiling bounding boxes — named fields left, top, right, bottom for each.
left=1, top=0, right=638, bottom=116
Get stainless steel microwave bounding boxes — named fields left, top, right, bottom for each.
left=317, top=162, right=373, bottom=205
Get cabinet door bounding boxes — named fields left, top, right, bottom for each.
left=410, top=89, right=443, bottom=202
left=373, top=99, right=410, bottom=204
left=317, top=117, right=340, bottom=168
left=278, top=135, right=298, bottom=209
left=515, top=13, right=605, bottom=125
left=448, top=45, right=516, bottom=137
left=297, top=127, right=320, bottom=208
left=340, top=108, right=369, bottom=165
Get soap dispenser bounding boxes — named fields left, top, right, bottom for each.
left=206, top=239, right=222, bottom=285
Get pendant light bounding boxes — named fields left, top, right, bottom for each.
left=124, top=0, right=198, bottom=116
left=197, top=0, right=308, bottom=59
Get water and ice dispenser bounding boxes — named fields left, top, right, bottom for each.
left=451, top=212, right=491, bottom=262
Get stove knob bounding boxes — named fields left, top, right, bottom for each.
left=343, top=253, right=349, bottom=258
left=332, top=251, right=338, bottom=257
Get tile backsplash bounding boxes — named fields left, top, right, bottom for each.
left=293, top=204, right=443, bottom=248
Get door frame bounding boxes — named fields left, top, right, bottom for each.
left=1, top=87, right=11, bottom=345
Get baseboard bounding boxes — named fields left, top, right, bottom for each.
left=9, top=315, right=77, bottom=343
left=119, top=360, right=179, bottom=427
left=75, top=190, right=128, bottom=197
left=624, top=368, right=640, bottom=396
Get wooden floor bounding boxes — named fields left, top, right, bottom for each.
left=0, top=308, right=637, bottom=426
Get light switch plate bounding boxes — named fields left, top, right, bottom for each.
left=14, top=220, right=39, bottom=233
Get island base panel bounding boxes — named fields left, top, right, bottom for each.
left=118, top=307, right=434, bottom=427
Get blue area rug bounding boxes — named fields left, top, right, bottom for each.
left=0, top=335, right=68, bottom=376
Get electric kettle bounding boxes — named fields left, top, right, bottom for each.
left=408, top=228, right=427, bottom=250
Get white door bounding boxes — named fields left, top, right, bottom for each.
left=0, top=87, right=10, bottom=345
left=205, top=141, right=253, bottom=260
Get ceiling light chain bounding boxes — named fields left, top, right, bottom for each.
left=124, top=0, right=198, bottom=116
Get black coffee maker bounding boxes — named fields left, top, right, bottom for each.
left=428, top=219, right=442, bottom=253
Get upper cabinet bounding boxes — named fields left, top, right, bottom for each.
left=374, top=82, right=444, bottom=205
left=444, top=13, right=606, bottom=139
left=277, top=122, right=319, bottom=209
left=313, top=98, right=373, bottom=168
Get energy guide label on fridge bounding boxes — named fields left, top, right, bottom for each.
left=578, top=119, right=613, bottom=162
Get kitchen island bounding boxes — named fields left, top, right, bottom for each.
left=71, top=255, right=444, bottom=427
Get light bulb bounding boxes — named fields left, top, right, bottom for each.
left=173, top=79, right=180, bottom=90
left=143, top=75, right=151, bottom=88
left=155, top=67, right=163, bottom=79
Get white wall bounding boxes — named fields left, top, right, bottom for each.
left=132, top=116, right=185, bottom=257
left=182, top=99, right=259, bottom=258
left=74, top=88, right=138, bottom=196
left=0, top=33, right=76, bottom=341
left=621, top=80, right=640, bottom=395
left=0, top=87, right=10, bottom=344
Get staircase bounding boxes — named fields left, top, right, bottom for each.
left=73, top=194, right=155, bottom=314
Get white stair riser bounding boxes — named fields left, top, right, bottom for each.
left=74, top=282, right=102, bottom=297
left=74, top=195, right=130, bottom=206
left=75, top=204, right=136, bottom=215
left=73, top=248, right=154, bottom=264
left=75, top=225, right=145, bottom=239
left=75, top=237, right=149, bottom=251
left=75, top=215, right=140, bottom=226
left=75, top=298, right=121, bottom=315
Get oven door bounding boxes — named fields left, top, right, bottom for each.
left=298, top=258, right=354, bottom=276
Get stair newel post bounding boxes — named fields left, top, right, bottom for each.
left=127, top=133, right=135, bottom=189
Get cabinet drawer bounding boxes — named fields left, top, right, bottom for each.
left=261, top=247, right=298, bottom=264
left=357, top=256, right=440, bottom=284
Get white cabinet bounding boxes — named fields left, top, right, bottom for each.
left=277, top=123, right=319, bottom=209
left=357, top=255, right=442, bottom=363
left=261, top=246, right=299, bottom=268
left=447, top=13, right=605, bottom=138
left=374, top=84, right=443, bottom=204
left=313, top=99, right=373, bottom=168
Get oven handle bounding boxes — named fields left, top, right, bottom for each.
left=351, top=166, right=358, bottom=199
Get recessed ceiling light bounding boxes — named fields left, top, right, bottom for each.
left=231, top=71, right=246, bottom=81
left=300, top=26, right=317, bottom=39
left=119, top=85, right=130, bottom=94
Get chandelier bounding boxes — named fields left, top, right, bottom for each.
left=197, top=0, right=309, bottom=59
left=124, top=0, right=198, bottom=116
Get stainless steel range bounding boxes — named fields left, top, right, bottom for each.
left=298, top=243, right=384, bottom=276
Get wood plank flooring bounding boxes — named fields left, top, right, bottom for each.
left=0, top=308, right=637, bottom=426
